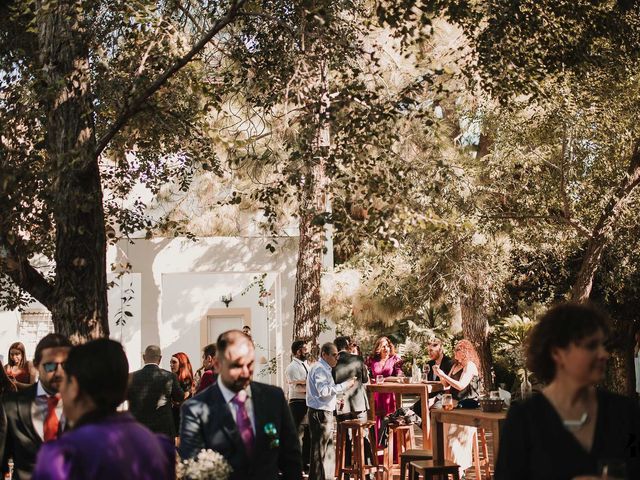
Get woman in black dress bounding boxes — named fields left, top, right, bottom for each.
left=169, top=351, right=194, bottom=440
left=495, top=303, right=640, bottom=480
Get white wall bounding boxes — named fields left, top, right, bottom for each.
left=0, top=311, right=21, bottom=366
left=108, top=273, right=143, bottom=371
left=107, top=236, right=298, bottom=386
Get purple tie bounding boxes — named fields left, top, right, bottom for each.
left=232, top=390, right=255, bottom=456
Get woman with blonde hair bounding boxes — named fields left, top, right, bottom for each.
left=433, top=339, right=481, bottom=403
left=432, top=339, right=482, bottom=478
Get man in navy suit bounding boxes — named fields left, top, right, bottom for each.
left=179, top=330, right=302, bottom=480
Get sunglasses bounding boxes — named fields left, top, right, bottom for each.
left=42, top=361, right=65, bottom=373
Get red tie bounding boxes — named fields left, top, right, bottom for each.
left=43, top=395, right=60, bottom=441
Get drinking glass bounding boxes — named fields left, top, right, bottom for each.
left=442, top=393, right=454, bottom=411
left=376, top=374, right=384, bottom=385
left=423, top=364, right=430, bottom=377
left=599, top=459, right=627, bottom=480
left=397, top=371, right=405, bottom=383
left=489, top=390, right=501, bottom=400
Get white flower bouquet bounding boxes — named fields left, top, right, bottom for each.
left=177, top=449, right=233, bottom=480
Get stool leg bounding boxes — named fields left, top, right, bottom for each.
left=472, top=430, right=482, bottom=480
left=336, top=426, right=342, bottom=478
left=387, top=428, right=394, bottom=472
left=479, top=428, right=491, bottom=479
left=354, top=427, right=362, bottom=480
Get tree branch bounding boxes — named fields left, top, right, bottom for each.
left=95, top=0, right=247, bottom=157
left=571, top=139, right=640, bottom=301
left=239, top=12, right=297, bottom=38
left=0, top=234, right=55, bottom=309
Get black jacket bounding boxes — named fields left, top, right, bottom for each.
left=333, top=351, right=370, bottom=414
left=1, top=384, right=42, bottom=480
left=427, top=354, right=454, bottom=381
left=127, top=364, right=183, bottom=438
left=179, top=380, right=303, bottom=480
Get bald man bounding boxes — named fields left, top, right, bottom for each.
left=179, top=331, right=302, bottom=480
left=127, top=345, right=184, bottom=438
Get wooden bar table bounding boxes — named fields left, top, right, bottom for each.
left=366, top=381, right=442, bottom=450
left=430, top=407, right=507, bottom=478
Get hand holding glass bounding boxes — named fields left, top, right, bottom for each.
left=442, top=393, right=454, bottom=411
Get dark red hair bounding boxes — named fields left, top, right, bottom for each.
left=171, top=352, right=194, bottom=385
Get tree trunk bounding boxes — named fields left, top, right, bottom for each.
left=293, top=158, right=326, bottom=353
left=37, top=0, right=108, bottom=342
left=571, top=141, right=640, bottom=302
left=460, top=293, right=494, bottom=390
left=293, top=50, right=330, bottom=354
left=605, top=317, right=638, bottom=397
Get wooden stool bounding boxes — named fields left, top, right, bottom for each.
left=472, top=428, right=491, bottom=480
left=387, top=422, right=416, bottom=472
left=409, top=459, right=460, bottom=480
left=336, top=419, right=386, bottom=480
left=399, top=449, right=433, bottom=480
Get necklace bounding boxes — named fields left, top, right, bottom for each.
left=563, top=412, right=589, bottom=430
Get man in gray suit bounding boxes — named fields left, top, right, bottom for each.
left=127, top=345, right=184, bottom=438
left=332, top=336, right=371, bottom=469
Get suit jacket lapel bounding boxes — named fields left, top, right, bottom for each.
left=251, top=382, right=269, bottom=456
left=210, top=384, right=246, bottom=457
left=19, top=384, right=41, bottom=443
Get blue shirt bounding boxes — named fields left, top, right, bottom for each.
left=306, top=358, right=348, bottom=411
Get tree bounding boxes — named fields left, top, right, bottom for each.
left=211, top=0, right=438, bottom=350
left=442, top=0, right=640, bottom=302
left=0, top=0, right=247, bottom=341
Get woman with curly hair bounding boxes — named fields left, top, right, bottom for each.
left=433, top=339, right=481, bottom=403
left=169, top=352, right=194, bottom=438
left=495, top=303, right=640, bottom=480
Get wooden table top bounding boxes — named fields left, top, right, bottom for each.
left=431, top=407, right=508, bottom=422
left=366, top=381, right=443, bottom=394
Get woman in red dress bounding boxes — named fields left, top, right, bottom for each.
left=4, top=342, right=36, bottom=390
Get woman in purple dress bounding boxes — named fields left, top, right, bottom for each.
left=365, top=336, right=404, bottom=432
left=33, top=339, right=175, bottom=480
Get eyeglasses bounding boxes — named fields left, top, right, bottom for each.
left=42, top=361, right=65, bottom=373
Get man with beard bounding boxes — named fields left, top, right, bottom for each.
left=179, top=330, right=302, bottom=480
left=1, top=334, right=72, bottom=480
left=425, top=337, right=453, bottom=382
left=285, top=340, right=310, bottom=471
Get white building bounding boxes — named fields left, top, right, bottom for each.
left=0, top=235, right=300, bottom=388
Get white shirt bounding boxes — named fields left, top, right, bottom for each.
left=285, top=357, right=309, bottom=401
left=218, top=380, right=256, bottom=434
left=32, top=381, right=65, bottom=440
